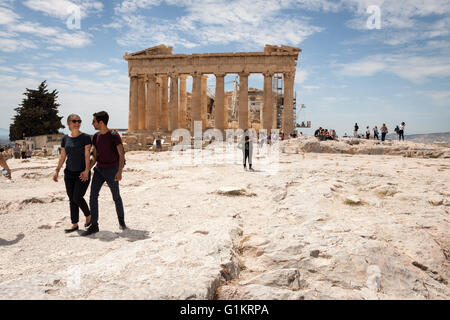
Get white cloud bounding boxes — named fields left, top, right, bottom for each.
left=112, top=0, right=323, bottom=49
left=23, top=0, right=104, bottom=20
left=343, top=0, right=450, bottom=46
left=0, top=6, right=19, bottom=25
left=0, top=65, right=14, bottom=73
left=5, top=21, right=92, bottom=49
left=115, top=0, right=162, bottom=14
left=51, top=31, right=92, bottom=47
left=295, top=69, right=309, bottom=84
left=337, top=54, right=450, bottom=83
left=302, top=85, right=320, bottom=90
left=0, top=37, right=37, bottom=52
left=419, top=90, right=450, bottom=106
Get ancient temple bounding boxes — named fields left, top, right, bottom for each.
left=124, top=44, right=301, bottom=136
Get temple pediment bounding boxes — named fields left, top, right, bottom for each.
left=264, top=44, right=302, bottom=54
left=126, top=44, right=173, bottom=57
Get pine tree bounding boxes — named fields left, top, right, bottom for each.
left=9, top=81, right=64, bottom=141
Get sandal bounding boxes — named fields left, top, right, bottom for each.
left=64, top=225, right=79, bottom=233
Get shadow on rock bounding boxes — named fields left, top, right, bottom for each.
left=0, top=233, right=25, bottom=246
left=75, top=229, right=151, bottom=242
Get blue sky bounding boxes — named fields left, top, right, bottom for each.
left=0, top=0, right=449, bottom=136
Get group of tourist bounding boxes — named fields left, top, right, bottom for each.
left=52, top=111, right=126, bottom=236
left=314, top=127, right=337, bottom=141
left=353, top=122, right=405, bottom=141
left=8, top=141, right=33, bottom=159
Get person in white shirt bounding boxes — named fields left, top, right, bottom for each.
left=398, top=122, right=405, bottom=141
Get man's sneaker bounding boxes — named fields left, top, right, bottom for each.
left=81, top=224, right=99, bottom=236
left=119, top=220, right=127, bottom=230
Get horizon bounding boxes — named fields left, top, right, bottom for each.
left=1, top=0, right=449, bottom=137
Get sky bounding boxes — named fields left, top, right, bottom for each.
left=0, top=0, right=449, bottom=136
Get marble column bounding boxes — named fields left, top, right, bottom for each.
left=282, top=72, right=295, bottom=135
left=137, top=75, right=146, bottom=131
left=169, top=74, right=179, bottom=132
left=179, top=75, right=187, bottom=129
left=160, top=75, right=169, bottom=132
left=239, top=72, right=249, bottom=130
left=128, top=75, right=138, bottom=132
left=191, top=74, right=202, bottom=132
left=201, top=75, right=208, bottom=130
left=263, top=72, right=273, bottom=131
left=146, top=74, right=157, bottom=131
left=214, top=73, right=226, bottom=131
left=156, top=78, right=162, bottom=130
left=224, top=92, right=229, bottom=128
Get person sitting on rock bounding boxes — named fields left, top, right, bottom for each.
left=331, top=130, right=337, bottom=140
left=314, top=127, right=322, bottom=137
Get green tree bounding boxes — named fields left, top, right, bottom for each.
left=9, top=81, right=64, bottom=141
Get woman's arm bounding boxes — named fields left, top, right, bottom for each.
left=53, top=148, right=67, bottom=182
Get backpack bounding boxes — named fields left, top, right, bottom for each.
left=92, top=131, right=126, bottom=167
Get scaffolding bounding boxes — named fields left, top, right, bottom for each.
left=273, top=74, right=283, bottom=129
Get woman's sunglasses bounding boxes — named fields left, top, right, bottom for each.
left=71, top=120, right=82, bottom=124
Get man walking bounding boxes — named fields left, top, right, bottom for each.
left=82, top=111, right=126, bottom=236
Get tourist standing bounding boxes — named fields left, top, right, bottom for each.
left=380, top=124, right=388, bottom=141
left=239, top=130, right=254, bottom=171
left=354, top=123, right=359, bottom=137
left=83, top=111, right=126, bottom=236
left=398, top=122, right=405, bottom=141
left=365, top=126, right=370, bottom=139
left=13, top=143, right=20, bottom=159
left=21, top=141, right=28, bottom=159
left=373, top=126, right=379, bottom=140
left=53, top=114, right=92, bottom=233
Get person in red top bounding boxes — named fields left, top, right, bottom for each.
left=82, top=111, right=126, bottom=236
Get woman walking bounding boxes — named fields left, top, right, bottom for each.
left=53, top=114, right=92, bottom=233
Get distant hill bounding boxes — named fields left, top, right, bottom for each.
left=0, top=128, right=9, bottom=144
left=0, top=128, right=8, bottom=138
left=387, top=132, right=450, bottom=147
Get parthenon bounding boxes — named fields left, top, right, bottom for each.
left=124, top=44, right=301, bottom=136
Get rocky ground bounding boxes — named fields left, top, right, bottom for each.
left=0, top=137, right=449, bottom=299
